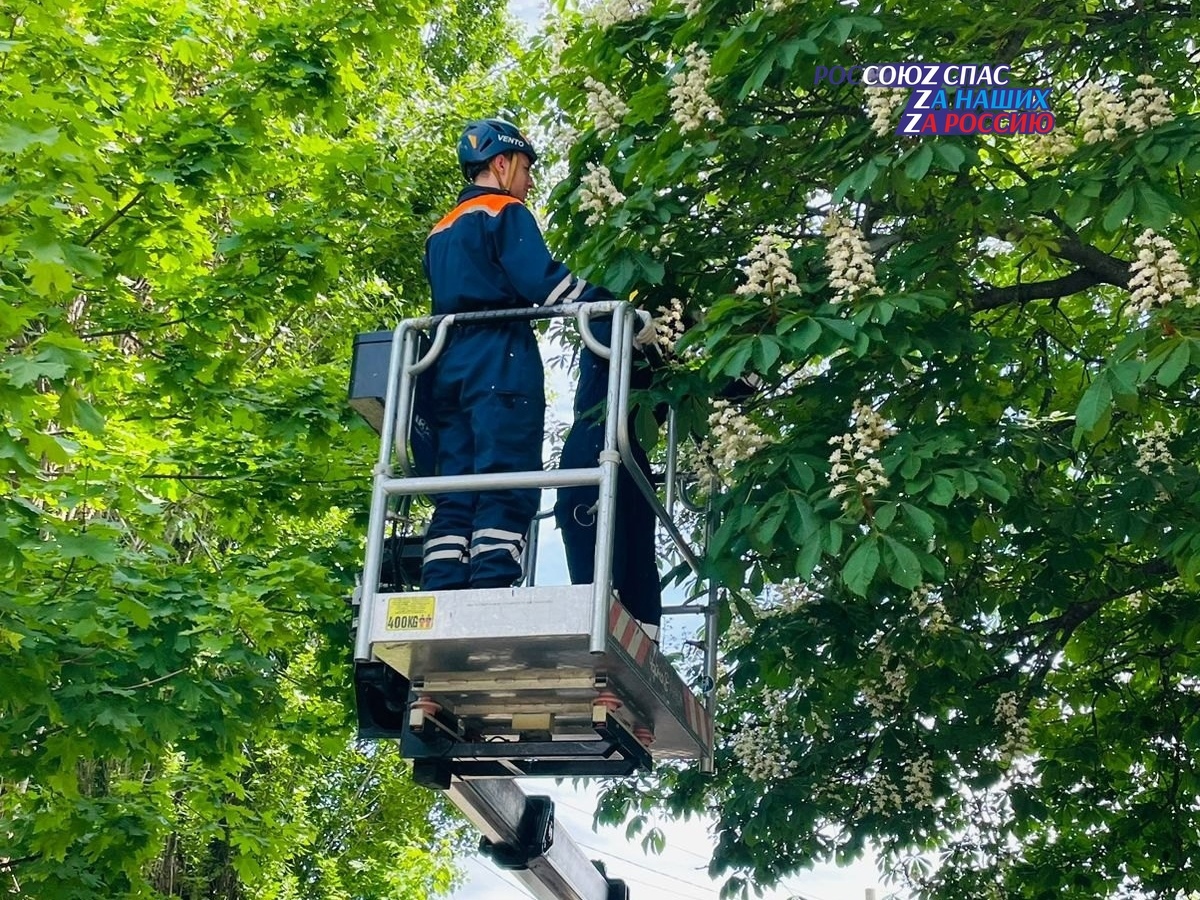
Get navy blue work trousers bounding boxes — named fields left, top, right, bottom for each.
left=554, top=328, right=661, bottom=627
left=555, top=423, right=661, bottom=626
left=421, top=335, right=544, bottom=590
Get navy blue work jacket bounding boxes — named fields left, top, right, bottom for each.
left=424, top=186, right=612, bottom=316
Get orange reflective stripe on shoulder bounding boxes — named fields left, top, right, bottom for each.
left=429, top=194, right=522, bottom=237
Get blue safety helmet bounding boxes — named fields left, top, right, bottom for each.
left=457, top=118, right=538, bottom=181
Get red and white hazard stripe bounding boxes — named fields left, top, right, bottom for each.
left=608, top=600, right=652, bottom=664
left=679, top=686, right=713, bottom=748
left=609, top=600, right=713, bottom=749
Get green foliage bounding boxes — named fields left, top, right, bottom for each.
left=544, top=0, right=1200, bottom=896
left=1, top=0, right=527, bottom=895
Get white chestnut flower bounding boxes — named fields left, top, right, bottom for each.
left=828, top=399, right=897, bottom=512
left=910, top=584, right=949, bottom=633
left=1023, top=128, right=1076, bottom=163
left=863, top=658, right=908, bottom=720
left=731, top=689, right=795, bottom=781
left=994, top=691, right=1032, bottom=765
left=823, top=211, right=883, bottom=303
left=1126, top=75, right=1174, bottom=133
left=1134, top=421, right=1175, bottom=475
left=584, top=77, right=629, bottom=139
left=669, top=45, right=722, bottom=133
left=701, top=398, right=771, bottom=476
left=903, top=752, right=935, bottom=809
left=1077, top=83, right=1125, bottom=144
left=650, top=297, right=686, bottom=353
left=863, top=87, right=907, bottom=137
left=588, top=0, right=650, bottom=29
left=736, top=228, right=800, bottom=301
left=1127, top=229, right=1196, bottom=315
left=868, top=773, right=904, bottom=815
left=577, top=163, right=626, bottom=227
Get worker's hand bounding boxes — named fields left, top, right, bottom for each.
left=632, top=314, right=658, bottom=349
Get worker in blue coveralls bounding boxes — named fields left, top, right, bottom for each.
left=555, top=316, right=663, bottom=640
left=421, top=118, right=615, bottom=590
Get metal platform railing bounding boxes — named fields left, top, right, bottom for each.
left=352, top=301, right=720, bottom=765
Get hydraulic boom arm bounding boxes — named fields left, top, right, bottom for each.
left=447, top=778, right=627, bottom=900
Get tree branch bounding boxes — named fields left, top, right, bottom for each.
left=0, top=854, right=41, bottom=870
left=84, top=185, right=150, bottom=247
left=972, top=268, right=1107, bottom=311
left=120, top=669, right=188, bottom=691
left=1055, top=239, right=1131, bottom=288
left=79, top=318, right=187, bottom=339
left=0, top=7, right=27, bottom=77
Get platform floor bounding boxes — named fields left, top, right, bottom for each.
left=365, top=585, right=712, bottom=760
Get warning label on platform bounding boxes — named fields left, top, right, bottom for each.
left=386, top=596, right=435, bottom=631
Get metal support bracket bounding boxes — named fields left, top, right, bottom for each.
left=442, top=777, right=631, bottom=900
left=404, top=708, right=652, bottom=782
left=479, top=795, right=555, bottom=870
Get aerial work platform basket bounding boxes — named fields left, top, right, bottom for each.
left=350, top=302, right=720, bottom=785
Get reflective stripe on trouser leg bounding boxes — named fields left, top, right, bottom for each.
left=422, top=533, right=469, bottom=588
left=424, top=534, right=468, bottom=564
left=470, top=526, right=526, bottom=588
left=469, top=528, right=526, bottom=563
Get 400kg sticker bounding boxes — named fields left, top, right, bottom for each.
left=386, top=596, right=435, bottom=631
